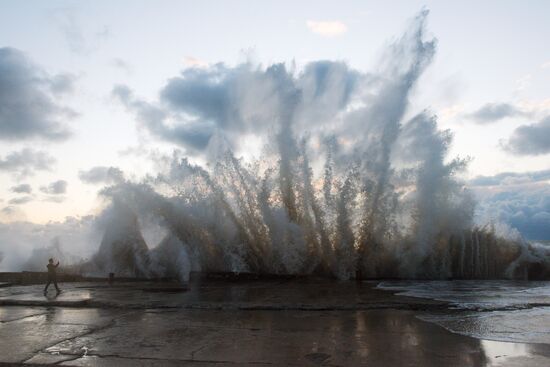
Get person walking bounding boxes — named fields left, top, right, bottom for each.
left=44, top=258, right=61, bottom=294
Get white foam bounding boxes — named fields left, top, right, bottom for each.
left=378, top=280, right=550, bottom=344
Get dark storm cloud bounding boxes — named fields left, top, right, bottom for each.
left=477, top=186, right=550, bottom=241
left=0, top=47, right=75, bottom=141
left=502, top=116, right=550, bottom=155
left=10, top=184, right=32, bottom=194
left=469, top=102, right=525, bottom=124
left=8, top=196, right=33, bottom=205
left=159, top=61, right=358, bottom=133
left=0, top=149, right=56, bottom=178
left=78, top=166, right=125, bottom=185
left=160, top=65, right=234, bottom=129
left=40, top=180, right=68, bottom=195
left=471, top=169, right=550, bottom=240
left=113, top=84, right=217, bottom=153
left=114, top=60, right=359, bottom=154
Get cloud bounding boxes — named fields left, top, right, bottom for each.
left=111, top=8, right=439, bottom=196
left=516, top=74, right=531, bottom=92
left=0, top=47, right=74, bottom=141
left=114, top=59, right=359, bottom=155
left=469, top=170, right=550, bottom=191
left=476, top=185, right=550, bottom=241
left=51, top=8, right=110, bottom=55
left=78, top=166, right=125, bottom=185
left=10, top=184, right=32, bottom=194
left=53, top=8, right=86, bottom=54
left=438, top=104, right=464, bottom=122
left=111, top=58, right=133, bottom=73
left=516, top=98, right=550, bottom=118
left=502, top=116, right=550, bottom=155
left=0, top=149, right=56, bottom=178
left=48, top=73, right=77, bottom=95
left=468, top=102, right=525, bottom=123
left=0, top=206, right=26, bottom=222
left=8, top=196, right=33, bottom=205
left=470, top=169, right=550, bottom=240
left=40, top=180, right=68, bottom=195
left=183, top=56, right=208, bottom=68
left=306, top=20, right=348, bottom=37
left=43, top=196, right=66, bottom=203
left=470, top=169, right=550, bottom=187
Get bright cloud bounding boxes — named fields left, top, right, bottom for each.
left=183, top=56, right=208, bottom=68
left=306, top=20, right=348, bottom=37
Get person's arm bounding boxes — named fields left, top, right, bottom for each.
left=55, top=262, right=60, bottom=267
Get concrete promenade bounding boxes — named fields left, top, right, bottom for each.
left=0, top=277, right=547, bottom=366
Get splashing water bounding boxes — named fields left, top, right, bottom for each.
left=85, top=10, right=550, bottom=281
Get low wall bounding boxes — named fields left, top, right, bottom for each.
left=0, top=272, right=100, bottom=285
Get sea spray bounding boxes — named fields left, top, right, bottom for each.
left=66, top=10, right=550, bottom=280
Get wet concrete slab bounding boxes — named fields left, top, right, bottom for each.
left=0, top=279, right=548, bottom=366
left=0, top=308, right=115, bottom=363
left=0, top=279, right=446, bottom=311
left=0, top=306, right=48, bottom=322
left=2, top=308, right=487, bottom=366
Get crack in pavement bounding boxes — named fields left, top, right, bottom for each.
left=21, top=311, right=138, bottom=365
left=0, top=311, right=49, bottom=323
left=190, top=344, right=208, bottom=360
left=49, top=351, right=276, bottom=365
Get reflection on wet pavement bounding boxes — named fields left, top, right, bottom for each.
left=0, top=280, right=547, bottom=366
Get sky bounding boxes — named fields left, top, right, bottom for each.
left=0, top=0, right=549, bottom=241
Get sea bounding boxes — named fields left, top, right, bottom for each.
left=377, top=280, right=550, bottom=344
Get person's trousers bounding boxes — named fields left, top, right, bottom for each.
left=44, top=277, right=60, bottom=291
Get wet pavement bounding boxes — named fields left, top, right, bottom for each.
left=0, top=279, right=548, bottom=366
left=0, top=278, right=445, bottom=310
